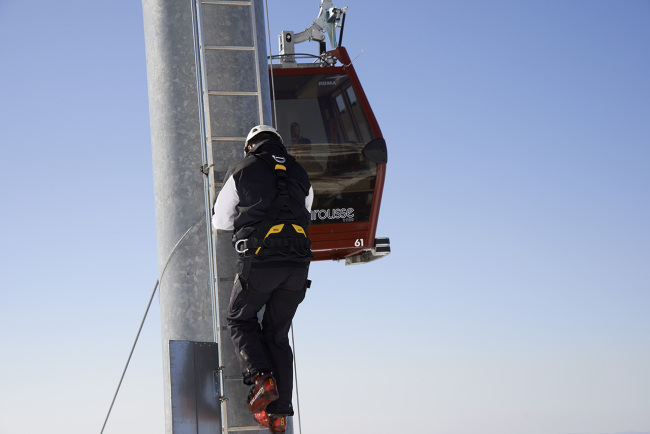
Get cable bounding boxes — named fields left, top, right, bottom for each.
left=290, top=323, right=302, bottom=434
left=265, top=3, right=303, bottom=430
left=264, top=0, right=278, bottom=128
left=100, top=280, right=158, bottom=434
left=264, top=3, right=302, bottom=430
left=159, top=215, right=206, bottom=284
left=269, top=53, right=322, bottom=61
left=100, top=215, right=205, bottom=433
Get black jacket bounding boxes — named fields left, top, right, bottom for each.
left=213, top=138, right=313, bottom=263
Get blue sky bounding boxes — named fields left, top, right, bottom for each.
left=1, top=1, right=649, bottom=433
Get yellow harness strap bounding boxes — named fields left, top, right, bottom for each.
left=256, top=224, right=285, bottom=254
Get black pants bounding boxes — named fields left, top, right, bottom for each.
left=227, top=263, right=309, bottom=415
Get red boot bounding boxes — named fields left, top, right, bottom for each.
left=247, top=372, right=279, bottom=414
left=254, top=411, right=287, bottom=433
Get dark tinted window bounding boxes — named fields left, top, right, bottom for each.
left=272, top=73, right=377, bottom=225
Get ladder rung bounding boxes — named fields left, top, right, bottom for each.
left=225, top=375, right=244, bottom=380
left=209, top=91, right=259, bottom=97
left=203, top=1, right=252, bottom=5
left=211, top=136, right=246, bottom=141
left=206, top=45, right=255, bottom=51
left=227, top=426, right=265, bottom=432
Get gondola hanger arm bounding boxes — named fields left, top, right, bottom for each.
left=294, top=1, right=347, bottom=47
left=279, top=1, right=347, bottom=64
left=291, top=22, right=325, bottom=45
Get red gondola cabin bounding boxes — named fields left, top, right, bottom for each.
left=270, top=47, right=389, bottom=264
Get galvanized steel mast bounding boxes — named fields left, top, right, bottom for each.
left=142, top=0, right=274, bottom=432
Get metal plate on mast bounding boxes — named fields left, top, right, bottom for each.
left=170, top=340, right=221, bottom=433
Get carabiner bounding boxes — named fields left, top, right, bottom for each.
left=235, top=239, right=248, bottom=254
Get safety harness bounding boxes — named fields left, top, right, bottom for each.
left=235, top=151, right=311, bottom=280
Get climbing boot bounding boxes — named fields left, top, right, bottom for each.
left=254, top=411, right=287, bottom=433
left=247, top=372, right=279, bottom=414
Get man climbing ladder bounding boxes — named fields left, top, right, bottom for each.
left=212, top=125, right=314, bottom=432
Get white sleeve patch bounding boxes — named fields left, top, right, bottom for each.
left=305, top=186, right=314, bottom=213
left=212, top=176, right=239, bottom=230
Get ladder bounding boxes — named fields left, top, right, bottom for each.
left=191, top=0, right=270, bottom=433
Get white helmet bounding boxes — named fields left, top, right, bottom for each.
left=244, top=125, right=283, bottom=154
